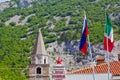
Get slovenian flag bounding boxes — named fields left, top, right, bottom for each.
left=79, top=14, right=89, bottom=55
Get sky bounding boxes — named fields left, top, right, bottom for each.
left=0, top=0, right=10, bottom=3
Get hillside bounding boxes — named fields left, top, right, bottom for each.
left=0, top=0, right=120, bottom=79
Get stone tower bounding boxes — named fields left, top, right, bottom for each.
left=29, top=29, right=50, bottom=80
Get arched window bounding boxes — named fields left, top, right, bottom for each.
left=36, top=67, right=41, bottom=74
left=44, top=58, right=46, bottom=64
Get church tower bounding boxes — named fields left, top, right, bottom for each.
left=29, top=29, right=50, bottom=80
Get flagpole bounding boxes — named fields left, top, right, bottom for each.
left=84, top=10, right=95, bottom=80
left=106, top=13, right=110, bottom=80
left=107, top=50, right=110, bottom=80
left=88, top=35, right=95, bottom=80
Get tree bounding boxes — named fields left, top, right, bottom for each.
left=0, top=23, right=5, bottom=28
left=9, top=22, right=16, bottom=26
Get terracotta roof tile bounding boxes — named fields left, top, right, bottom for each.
left=67, top=61, right=120, bottom=76
left=96, top=57, right=105, bottom=61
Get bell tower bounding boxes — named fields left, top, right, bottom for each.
left=29, top=29, right=50, bottom=80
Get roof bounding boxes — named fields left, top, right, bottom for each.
left=96, top=57, right=105, bottom=61
left=64, top=74, right=111, bottom=80
left=32, top=29, right=47, bottom=55
left=67, top=61, right=120, bottom=76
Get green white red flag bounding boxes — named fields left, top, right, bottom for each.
left=104, top=13, right=114, bottom=52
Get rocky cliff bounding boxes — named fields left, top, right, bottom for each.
left=0, top=1, right=10, bottom=12
left=47, top=40, right=120, bottom=61
left=48, top=40, right=120, bottom=71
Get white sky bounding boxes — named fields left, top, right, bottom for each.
left=0, top=0, right=10, bottom=3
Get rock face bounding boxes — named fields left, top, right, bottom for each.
left=18, top=0, right=32, bottom=6
left=17, top=0, right=49, bottom=7
left=5, top=14, right=35, bottom=26
left=0, top=2, right=10, bottom=12
left=47, top=40, right=120, bottom=71
left=47, top=40, right=120, bottom=61
left=0, top=0, right=49, bottom=11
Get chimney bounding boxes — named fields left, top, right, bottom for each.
left=96, top=56, right=105, bottom=65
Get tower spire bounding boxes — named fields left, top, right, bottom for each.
left=33, top=29, right=47, bottom=55
left=29, top=29, right=50, bottom=80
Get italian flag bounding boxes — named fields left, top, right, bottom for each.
left=104, top=13, right=114, bottom=52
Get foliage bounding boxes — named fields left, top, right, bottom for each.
left=0, top=0, right=120, bottom=79
left=9, top=22, right=16, bottom=26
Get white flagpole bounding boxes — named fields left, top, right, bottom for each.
left=106, top=13, right=110, bottom=80
left=88, top=35, right=95, bottom=80
left=107, top=50, right=110, bottom=80
left=84, top=11, right=95, bottom=80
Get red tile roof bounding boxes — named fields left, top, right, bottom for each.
left=67, top=61, right=120, bottom=76
left=96, top=57, right=105, bottom=61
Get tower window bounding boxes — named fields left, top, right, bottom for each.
left=44, top=59, right=46, bottom=64
left=36, top=67, right=41, bottom=74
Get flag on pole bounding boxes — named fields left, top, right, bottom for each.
left=104, top=13, right=114, bottom=52
left=79, top=14, right=89, bottom=54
